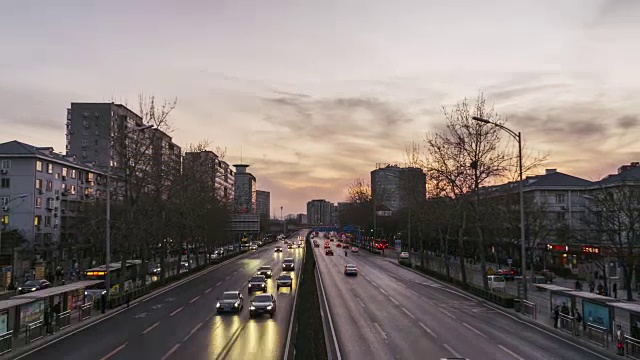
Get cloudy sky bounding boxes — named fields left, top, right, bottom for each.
left=1, top=0, right=639, bottom=215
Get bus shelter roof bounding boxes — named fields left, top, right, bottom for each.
left=534, top=284, right=573, bottom=292
left=11, top=280, right=104, bottom=300
left=0, top=298, right=37, bottom=311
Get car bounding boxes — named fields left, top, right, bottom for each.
left=325, top=249, right=334, bottom=256
left=276, top=274, right=293, bottom=289
left=351, top=247, right=359, bottom=253
left=248, top=275, right=267, bottom=292
left=274, top=246, right=283, bottom=253
left=399, top=251, right=410, bottom=259
left=216, top=291, right=244, bottom=313
left=250, top=244, right=258, bottom=251
left=324, top=243, right=331, bottom=249
left=313, top=240, right=319, bottom=248
left=249, top=293, right=277, bottom=318
left=287, top=244, right=294, bottom=249
left=18, top=279, right=50, bottom=294
left=257, top=265, right=273, bottom=278
left=344, top=264, right=358, bottom=276
left=282, top=258, right=295, bottom=271
left=336, top=243, right=342, bottom=248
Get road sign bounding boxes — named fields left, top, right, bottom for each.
left=486, top=267, right=496, bottom=275
left=507, top=258, right=512, bottom=265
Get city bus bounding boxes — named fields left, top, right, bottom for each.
left=83, top=260, right=143, bottom=297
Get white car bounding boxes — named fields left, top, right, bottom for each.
left=399, top=251, right=410, bottom=259
left=351, top=247, right=359, bottom=253
left=250, top=244, right=258, bottom=251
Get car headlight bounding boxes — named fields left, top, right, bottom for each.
left=250, top=306, right=256, bottom=310
left=267, top=271, right=272, bottom=275
left=267, top=305, right=273, bottom=310
left=234, top=300, right=240, bottom=307
left=17, top=287, right=22, bottom=291
left=216, top=302, right=221, bottom=307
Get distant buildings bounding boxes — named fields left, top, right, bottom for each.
left=307, top=199, right=333, bottom=225
left=256, top=190, right=270, bottom=218
left=233, top=164, right=256, bottom=214
left=184, top=150, right=235, bottom=203
left=296, top=213, right=307, bottom=224
left=371, top=164, right=426, bottom=212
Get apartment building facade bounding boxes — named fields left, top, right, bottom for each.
left=307, top=199, right=333, bottom=225
left=256, top=190, right=270, bottom=218
left=233, top=164, right=256, bottom=214
left=183, top=150, right=235, bottom=203
left=371, top=164, right=426, bottom=212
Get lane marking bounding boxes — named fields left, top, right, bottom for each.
left=205, top=287, right=212, bottom=293
left=462, top=322, right=487, bottom=338
left=401, top=307, right=415, bottom=319
left=142, top=322, right=160, bottom=334
left=99, top=342, right=127, bottom=360
left=356, top=297, right=365, bottom=308
left=373, top=322, right=387, bottom=340
left=169, top=306, right=184, bottom=317
left=189, top=295, right=200, bottom=304
left=225, top=275, right=231, bottom=280
left=379, top=288, right=389, bottom=296
left=216, top=281, right=222, bottom=286
left=161, top=343, right=181, bottom=360
left=439, top=308, right=456, bottom=319
left=389, top=297, right=399, bottom=305
left=443, top=344, right=462, bottom=358
left=419, top=322, right=437, bottom=338
left=498, top=345, right=525, bottom=360
left=283, top=241, right=305, bottom=360
left=314, top=251, right=343, bottom=360
left=183, top=322, right=203, bottom=342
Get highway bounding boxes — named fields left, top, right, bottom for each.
left=15, top=233, right=306, bottom=360
left=315, top=233, right=613, bottom=360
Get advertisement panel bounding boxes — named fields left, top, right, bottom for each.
left=583, top=301, right=610, bottom=330
left=0, top=312, right=7, bottom=333
left=550, top=293, right=571, bottom=313
left=20, top=300, right=44, bottom=326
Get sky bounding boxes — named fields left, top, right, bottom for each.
left=1, top=0, right=639, bottom=215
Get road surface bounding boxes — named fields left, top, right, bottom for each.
left=314, top=234, right=613, bottom=360
left=16, top=234, right=305, bottom=360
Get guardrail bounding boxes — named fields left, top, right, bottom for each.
left=57, top=310, right=72, bottom=330
left=0, top=330, right=12, bottom=355
left=25, top=320, right=45, bottom=343
left=80, top=303, right=92, bottom=321
left=625, top=335, right=640, bottom=359
left=559, top=313, right=575, bottom=335
left=585, top=323, right=609, bottom=348
left=521, top=300, right=537, bottom=319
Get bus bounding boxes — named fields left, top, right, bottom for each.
left=83, top=260, right=143, bottom=297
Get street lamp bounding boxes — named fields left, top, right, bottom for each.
left=472, top=116, right=527, bottom=300
left=0, top=194, right=28, bottom=287
left=104, top=124, right=153, bottom=305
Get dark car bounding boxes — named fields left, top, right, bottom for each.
left=18, top=280, right=50, bottom=294
left=276, top=274, right=293, bottom=289
left=249, top=293, right=276, bottom=318
left=313, top=240, right=319, bottom=248
left=258, top=265, right=273, bottom=278
left=248, top=275, right=267, bottom=292
left=216, top=291, right=244, bottom=313
left=325, top=249, right=334, bottom=256
left=274, top=246, right=283, bottom=253
left=282, top=258, right=295, bottom=271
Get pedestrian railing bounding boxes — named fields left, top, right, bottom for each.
left=25, top=320, right=45, bottom=343
left=625, top=335, right=640, bottom=359
left=559, top=314, right=575, bottom=335
left=80, top=303, right=92, bottom=321
left=0, top=330, right=12, bottom=355
left=585, top=323, right=609, bottom=348
left=521, top=300, right=537, bottom=319
left=58, top=310, right=72, bottom=330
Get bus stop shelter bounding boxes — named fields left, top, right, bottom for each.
left=610, top=302, right=640, bottom=357
left=533, top=284, right=574, bottom=320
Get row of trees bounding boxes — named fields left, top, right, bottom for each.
left=340, top=93, right=640, bottom=300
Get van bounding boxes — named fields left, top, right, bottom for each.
left=487, top=275, right=506, bottom=292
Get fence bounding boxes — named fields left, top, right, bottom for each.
left=80, top=303, right=92, bottom=321
left=521, top=300, right=537, bottom=319
left=25, top=320, right=45, bottom=344
left=585, top=323, right=609, bottom=348
left=57, top=310, right=72, bottom=330
left=0, top=331, right=12, bottom=355
left=625, top=335, right=640, bottom=359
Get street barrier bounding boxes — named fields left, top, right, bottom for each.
left=521, top=300, right=537, bottom=319
left=80, top=303, right=92, bottom=321
left=25, top=320, right=45, bottom=344
left=559, top=313, right=575, bottom=335
left=57, top=310, right=71, bottom=330
left=0, top=330, right=12, bottom=355
left=625, top=335, right=640, bottom=359
left=585, top=323, right=609, bottom=348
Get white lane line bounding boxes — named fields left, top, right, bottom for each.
left=204, top=287, right=212, bottom=293
left=418, top=322, right=437, bottom=338
left=443, top=344, right=462, bottom=358
left=373, top=322, right=387, bottom=340
left=161, top=344, right=181, bottom=360
left=379, top=288, right=389, bottom=296
left=169, top=306, right=183, bottom=317
left=226, top=275, right=231, bottom=280
left=498, top=345, right=525, bottom=360
left=401, top=307, right=415, bottom=319
left=216, top=281, right=222, bottom=286
left=142, top=322, right=160, bottom=334
left=99, top=342, right=128, bottom=360
left=189, top=295, right=200, bottom=304
left=183, top=322, right=203, bottom=342
left=462, top=322, right=487, bottom=338
left=356, top=297, right=365, bottom=308
left=388, top=297, right=399, bottom=305
left=439, top=308, right=456, bottom=319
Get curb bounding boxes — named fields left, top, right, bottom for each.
left=387, top=260, right=616, bottom=360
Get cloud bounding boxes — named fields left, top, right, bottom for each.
left=617, top=115, right=638, bottom=130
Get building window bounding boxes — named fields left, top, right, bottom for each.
left=62, top=168, right=68, bottom=178
left=35, top=179, right=42, bottom=190
left=44, top=233, right=52, bottom=243
left=36, top=161, right=43, bottom=172
left=35, top=197, right=42, bottom=208
left=0, top=178, right=9, bottom=188
left=34, top=215, right=41, bottom=226
left=46, top=198, right=55, bottom=209
left=46, top=181, right=53, bottom=192
left=0, top=160, right=10, bottom=169
left=555, top=194, right=565, bottom=203
left=556, top=212, right=566, bottom=221
left=70, top=185, right=76, bottom=194
left=0, top=197, right=7, bottom=207
left=1, top=215, right=8, bottom=225
left=61, top=183, right=67, bottom=192
left=47, top=163, right=53, bottom=174
left=44, top=216, right=51, bottom=227
left=55, top=173, right=60, bottom=179
left=71, top=169, right=76, bottom=179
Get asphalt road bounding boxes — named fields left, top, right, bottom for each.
left=315, top=235, right=613, bottom=360
left=15, top=233, right=306, bottom=360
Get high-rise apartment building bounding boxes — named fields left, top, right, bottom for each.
left=183, top=151, right=235, bottom=202
left=371, top=164, right=426, bottom=212
left=306, top=199, right=333, bottom=225
left=256, top=190, right=270, bottom=218
left=233, top=164, right=256, bottom=214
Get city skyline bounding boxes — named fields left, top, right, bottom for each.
left=2, top=0, right=639, bottom=214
